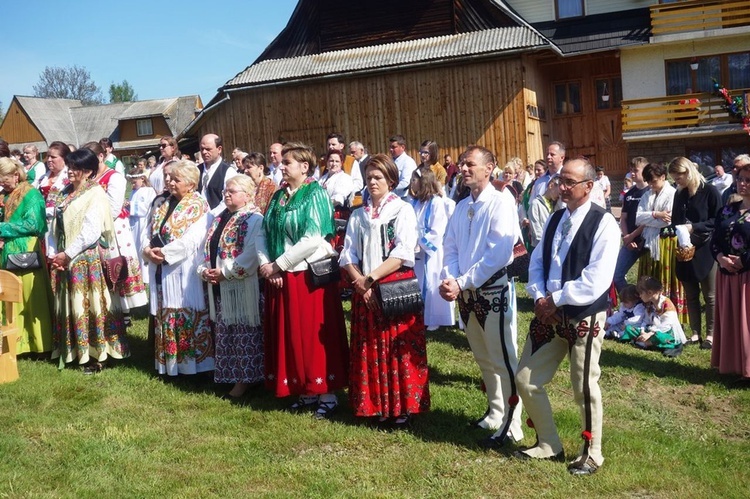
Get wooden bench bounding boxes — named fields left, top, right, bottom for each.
left=0, top=270, right=23, bottom=383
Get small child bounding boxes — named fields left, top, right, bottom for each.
left=604, top=284, right=645, bottom=339
left=619, top=276, right=687, bottom=357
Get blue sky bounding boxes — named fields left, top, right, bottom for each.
left=1, top=0, right=298, bottom=113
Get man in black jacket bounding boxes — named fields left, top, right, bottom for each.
left=515, top=158, right=620, bottom=476
left=197, top=133, right=237, bottom=213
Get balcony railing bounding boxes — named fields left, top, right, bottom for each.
left=621, top=88, right=749, bottom=133
left=651, top=0, right=750, bottom=36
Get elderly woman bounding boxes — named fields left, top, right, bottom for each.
left=668, top=157, right=721, bottom=349
left=636, top=163, right=687, bottom=324
left=341, top=154, right=430, bottom=429
left=85, top=142, right=148, bottom=320
left=408, top=168, right=455, bottom=331
left=38, top=141, right=70, bottom=202
left=0, top=158, right=53, bottom=356
left=242, top=152, right=277, bottom=215
left=257, top=142, right=349, bottom=419
left=143, top=160, right=212, bottom=376
left=319, top=150, right=355, bottom=253
left=47, top=149, right=128, bottom=372
left=711, top=160, right=750, bottom=381
left=198, top=175, right=264, bottom=399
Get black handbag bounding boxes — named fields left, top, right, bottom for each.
left=4, top=251, right=42, bottom=271
left=377, top=275, right=424, bottom=318
left=307, top=255, right=341, bottom=289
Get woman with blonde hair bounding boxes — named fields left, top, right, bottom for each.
left=0, top=158, right=53, bottom=355
left=143, top=160, right=212, bottom=376
left=668, top=156, right=721, bottom=349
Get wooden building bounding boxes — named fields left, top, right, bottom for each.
left=184, top=0, right=657, bottom=176
left=0, top=95, right=203, bottom=160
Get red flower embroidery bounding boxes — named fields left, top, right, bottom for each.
left=508, top=394, right=519, bottom=407
left=526, top=418, right=535, bottom=428
left=581, top=430, right=592, bottom=441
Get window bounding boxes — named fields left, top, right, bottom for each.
left=136, top=119, right=153, bottom=137
left=556, top=0, right=584, bottom=19
left=555, top=82, right=581, bottom=115
left=687, top=145, right=746, bottom=178
left=596, top=78, right=623, bottom=110
left=666, top=52, right=750, bottom=95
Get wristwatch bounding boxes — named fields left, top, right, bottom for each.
left=365, top=274, right=376, bottom=287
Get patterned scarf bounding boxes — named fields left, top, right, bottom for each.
left=3, top=182, right=33, bottom=221
left=151, top=192, right=208, bottom=244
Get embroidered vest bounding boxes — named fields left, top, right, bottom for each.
left=542, top=204, right=608, bottom=321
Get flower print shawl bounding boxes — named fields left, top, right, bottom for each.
left=200, top=206, right=262, bottom=326
left=151, top=192, right=208, bottom=245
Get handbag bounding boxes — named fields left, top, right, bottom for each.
left=507, top=240, right=530, bottom=281
left=97, top=232, right=129, bottom=291
left=4, top=251, right=42, bottom=271
left=376, top=271, right=424, bottom=318
left=307, top=255, right=341, bottom=289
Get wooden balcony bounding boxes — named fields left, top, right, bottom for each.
left=651, top=0, right=750, bottom=36
left=621, top=88, right=749, bottom=134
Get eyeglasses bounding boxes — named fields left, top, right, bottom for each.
left=558, top=178, right=591, bottom=189
left=222, top=189, right=247, bottom=195
left=159, top=143, right=169, bottom=148
left=736, top=176, right=750, bottom=184
left=419, top=150, right=430, bottom=155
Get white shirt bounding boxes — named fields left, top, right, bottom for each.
left=711, top=173, right=733, bottom=195
left=318, top=170, right=354, bottom=207
left=27, top=161, right=47, bottom=188
left=393, top=152, right=417, bottom=198
left=350, top=155, right=367, bottom=193
left=442, top=184, right=519, bottom=290
left=269, top=163, right=283, bottom=186
left=526, top=200, right=620, bottom=308
left=340, top=195, right=417, bottom=274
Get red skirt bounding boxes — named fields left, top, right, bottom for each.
left=349, top=269, right=430, bottom=418
left=712, top=271, right=750, bottom=378
left=264, top=270, right=349, bottom=397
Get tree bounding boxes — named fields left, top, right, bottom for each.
left=32, top=65, right=104, bottom=105
left=109, top=80, right=138, bottom=103
left=0, top=101, right=4, bottom=124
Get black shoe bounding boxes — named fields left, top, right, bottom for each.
left=477, top=434, right=511, bottom=450
left=568, top=457, right=599, bottom=476
left=512, top=448, right=565, bottom=462
left=700, top=339, right=713, bottom=350
left=662, top=344, right=683, bottom=358
left=686, top=336, right=701, bottom=345
left=83, top=362, right=103, bottom=375
left=467, top=408, right=491, bottom=429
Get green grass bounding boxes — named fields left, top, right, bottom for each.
left=1, top=283, right=749, bottom=498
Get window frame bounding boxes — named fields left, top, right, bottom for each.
left=554, top=81, right=583, bottom=116
left=136, top=118, right=153, bottom=137
left=555, top=0, right=585, bottom=20
left=665, top=51, right=750, bottom=96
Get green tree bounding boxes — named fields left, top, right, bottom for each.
left=109, top=80, right=138, bottom=103
left=0, top=101, right=5, bottom=124
left=32, top=65, right=104, bottom=105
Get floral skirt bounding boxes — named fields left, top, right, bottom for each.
left=51, top=246, right=128, bottom=365
left=638, top=236, right=688, bottom=324
left=349, top=270, right=430, bottom=418
left=154, top=285, right=214, bottom=376
left=264, top=270, right=349, bottom=397
left=112, top=217, right=148, bottom=310
left=214, top=296, right=264, bottom=384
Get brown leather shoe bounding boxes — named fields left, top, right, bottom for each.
left=568, top=457, right=599, bottom=476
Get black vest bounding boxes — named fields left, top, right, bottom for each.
left=542, top=204, right=609, bottom=321
left=198, top=161, right=232, bottom=209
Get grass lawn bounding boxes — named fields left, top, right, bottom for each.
left=1, top=282, right=748, bottom=498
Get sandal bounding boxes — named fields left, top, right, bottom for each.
left=288, top=395, right=318, bottom=413
left=313, top=400, right=338, bottom=420
left=700, top=339, right=713, bottom=350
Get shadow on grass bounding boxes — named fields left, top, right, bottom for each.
left=600, top=346, right=746, bottom=390
left=426, top=326, right=471, bottom=352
